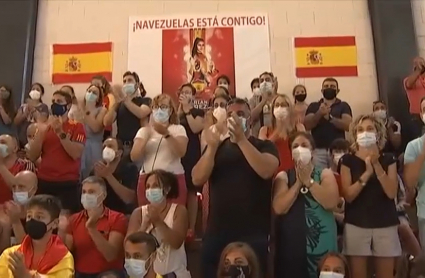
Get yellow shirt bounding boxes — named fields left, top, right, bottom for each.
left=0, top=244, right=74, bottom=278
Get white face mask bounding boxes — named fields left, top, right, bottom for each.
left=319, top=271, right=344, bottom=278
left=219, top=84, right=229, bottom=90
left=333, top=153, right=344, bottom=165
left=252, top=88, right=261, bottom=96
left=29, top=90, right=41, bottom=100
left=13, top=192, right=30, bottom=205
left=124, top=258, right=147, bottom=278
left=373, top=110, right=386, bottom=120
left=102, top=147, right=116, bottom=163
left=292, top=146, right=312, bottom=165
left=273, top=107, right=289, bottom=119
left=356, top=132, right=377, bottom=148
left=260, top=81, right=273, bottom=93
left=81, top=193, right=100, bottom=209
left=213, top=107, right=227, bottom=122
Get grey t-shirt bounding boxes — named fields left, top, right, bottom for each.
left=248, top=96, right=272, bottom=137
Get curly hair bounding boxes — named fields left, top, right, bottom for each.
left=348, top=114, right=387, bottom=151
left=151, top=94, right=179, bottom=125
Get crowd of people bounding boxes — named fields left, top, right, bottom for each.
left=0, top=56, right=425, bottom=278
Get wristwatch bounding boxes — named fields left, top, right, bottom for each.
left=59, top=132, right=67, bottom=140
left=358, top=178, right=367, bottom=187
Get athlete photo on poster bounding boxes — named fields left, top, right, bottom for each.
left=162, top=27, right=235, bottom=109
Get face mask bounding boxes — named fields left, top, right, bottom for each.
left=239, top=117, right=248, bottom=132
left=292, top=146, right=312, bottom=165
left=220, top=84, right=229, bottom=90
left=102, top=147, right=116, bottom=163
left=24, top=143, right=30, bottom=151
left=295, top=94, right=307, bottom=102
left=152, top=108, right=170, bottom=123
left=85, top=92, right=98, bottom=102
left=322, top=88, right=337, bottom=100
left=356, top=132, right=377, bottom=148
left=252, top=88, right=261, bottom=96
left=51, top=103, right=68, bottom=116
left=319, top=271, right=344, bottom=278
left=222, top=265, right=251, bottom=278
left=26, top=218, right=50, bottom=240
left=273, top=107, right=289, bottom=119
left=333, top=153, right=344, bottom=165
left=13, top=192, right=29, bottom=205
left=213, top=107, right=227, bottom=122
left=124, top=258, right=147, bottom=278
left=260, top=81, right=273, bottom=93
left=29, top=90, right=41, bottom=100
left=0, top=143, right=9, bottom=158
left=0, top=90, right=10, bottom=100
left=123, top=83, right=136, bottom=95
left=146, top=188, right=164, bottom=204
left=373, top=110, right=386, bottom=120
left=81, top=193, right=100, bottom=209
left=422, top=113, right=425, bottom=124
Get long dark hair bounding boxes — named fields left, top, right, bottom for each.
left=144, top=169, right=179, bottom=199
left=0, top=85, right=16, bottom=118
left=191, top=37, right=204, bottom=58
left=91, top=75, right=111, bottom=96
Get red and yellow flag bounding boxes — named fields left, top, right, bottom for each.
left=52, top=42, right=112, bottom=84
left=294, top=36, right=358, bottom=78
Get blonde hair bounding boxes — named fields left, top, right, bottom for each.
left=348, top=114, right=387, bottom=151
left=271, top=93, right=296, bottom=132
left=151, top=94, right=179, bottom=125
left=217, top=242, right=261, bottom=278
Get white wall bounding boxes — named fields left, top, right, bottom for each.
left=33, top=0, right=378, bottom=116
left=413, top=0, right=425, bottom=58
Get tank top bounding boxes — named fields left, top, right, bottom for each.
left=141, top=204, right=191, bottom=278
left=266, top=127, right=293, bottom=173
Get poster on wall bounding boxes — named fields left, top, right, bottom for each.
left=128, top=14, right=271, bottom=109
left=293, top=36, right=358, bottom=78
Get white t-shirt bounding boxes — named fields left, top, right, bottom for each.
left=135, top=124, right=187, bottom=174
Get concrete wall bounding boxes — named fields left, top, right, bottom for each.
left=33, top=0, right=378, bottom=116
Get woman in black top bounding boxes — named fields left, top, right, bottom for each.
left=177, top=83, right=204, bottom=241
left=339, top=114, right=400, bottom=278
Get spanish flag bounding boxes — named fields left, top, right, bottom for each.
left=294, top=36, right=358, bottom=78
left=52, top=42, right=112, bottom=84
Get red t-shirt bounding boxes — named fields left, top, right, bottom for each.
left=0, top=158, right=36, bottom=204
left=67, top=208, right=127, bottom=273
left=404, top=76, right=425, bottom=114
left=267, top=128, right=294, bottom=174
left=37, top=120, right=85, bottom=182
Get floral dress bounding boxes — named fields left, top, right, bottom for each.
left=274, top=168, right=337, bottom=278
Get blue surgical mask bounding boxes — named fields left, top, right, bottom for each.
left=125, top=258, right=147, bottom=278
left=0, top=143, right=9, bottom=158
left=146, top=188, right=164, bottom=204
left=123, top=83, right=136, bottom=95
left=152, top=108, right=170, bottom=123
left=13, top=192, right=29, bottom=205
left=51, top=103, right=68, bottom=116
left=85, top=92, right=98, bottom=102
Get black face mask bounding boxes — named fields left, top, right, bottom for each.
left=222, top=265, right=251, bottom=278
left=295, top=94, right=307, bottom=102
left=322, top=88, right=337, bottom=100
left=26, top=218, right=52, bottom=240
left=51, top=103, right=68, bottom=116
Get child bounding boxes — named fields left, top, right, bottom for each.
left=0, top=195, right=74, bottom=277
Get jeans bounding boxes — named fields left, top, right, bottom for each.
left=313, top=148, right=329, bottom=170
left=201, top=232, right=269, bottom=278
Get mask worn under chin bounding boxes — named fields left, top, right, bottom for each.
left=124, top=258, right=148, bottom=277
left=222, top=265, right=251, bottom=278
left=322, top=88, right=337, bottom=100
left=51, top=103, right=68, bottom=116
left=295, top=94, right=307, bottom=102
left=26, top=218, right=52, bottom=240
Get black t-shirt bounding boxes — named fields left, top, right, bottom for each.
left=207, top=137, right=279, bottom=236
left=306, top=99, right=352, bottom=149
left=179, top=109, right=204, bottom=185
left=90, top=157, right=138, bottom=215
left=116, top=97, right=151, bottom=142
left=339, top=153, right=399, bottom=228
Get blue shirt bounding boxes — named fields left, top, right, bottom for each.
left=404, top=136, right=425, bottom=218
